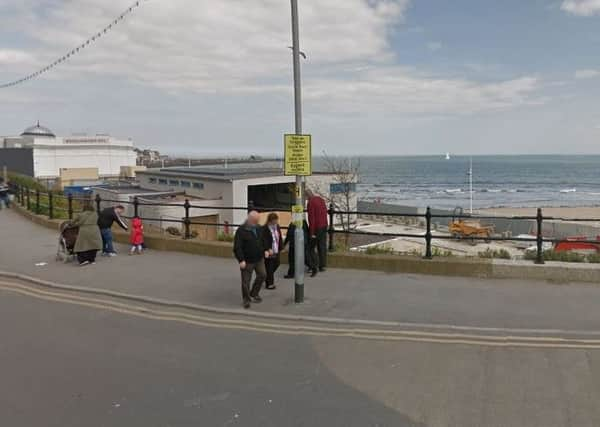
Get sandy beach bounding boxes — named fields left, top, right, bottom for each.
left=478, top=206, right=600, bottom=220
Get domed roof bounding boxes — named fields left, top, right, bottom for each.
left=21, top=121, right=55, bottom=138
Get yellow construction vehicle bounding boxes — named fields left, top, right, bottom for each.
left=448, top=207, right=494, bottom=244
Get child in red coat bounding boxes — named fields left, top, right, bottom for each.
left=129, top=216, right=144, bottom=255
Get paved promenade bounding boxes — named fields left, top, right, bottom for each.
left=2, top=207, right=600, bottom=332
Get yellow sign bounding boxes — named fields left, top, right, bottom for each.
left=284, top=134, right=312, bottom=176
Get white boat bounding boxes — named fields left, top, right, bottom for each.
left=445, top=152, right=451, bottom=160
left=560, top=188, right=577, bottom=194
left=445, top=188, right=462, bottom=194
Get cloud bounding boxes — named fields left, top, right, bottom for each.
left=0, top=0, right=541, bottom=117
left=426, top=42, right=442, bottom=51
left=561, top=0, right=600, bottom=16
left=575, top=69, right=600, bottom=79
left=306, top=70, right=541, bottom=115
left=0, top=49, right=35, bottom=65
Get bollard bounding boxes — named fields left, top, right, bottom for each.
left=535, top=208, right=545, bottom=265
left=67, top=193, right=73, bottom=220
left=48, top=191, right=54, bottom=219
left=20, top=185, right=24, bottom=205
left=183, top=199, right=191, bottom=239
left=133, top=196, right=139, bottom=218
left=328, top=203, right=335, bottom=252
left=26, top=187, right=31, bottom=211
left=424, top=207, right=433, bottom=259
left=95, top=194, right=101, bottom=214
left=35, top=190, right=40, bottom=213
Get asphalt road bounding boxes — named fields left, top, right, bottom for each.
left=3, top=283, right=600, bottom=427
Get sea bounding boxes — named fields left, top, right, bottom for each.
left=341, top=155, right=600, bottom=210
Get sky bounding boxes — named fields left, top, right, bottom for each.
left=1, top=0, right=600, bottom=156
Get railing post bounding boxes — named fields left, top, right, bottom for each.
left=48, top=191, right=54, bottom=219
left=95, top=194, right=101, bottom=214
left=328, top=203, right=335, bottom=252
left=35, top=189, right=40, bottom=213
left=133, top=196, right=139, bottom=218
left=20, top=185, right=24, bottom=205
left=67, top=193, right=73, bottom=220
left=535, top=207, right=545, bottom=265
left=424, top=207, right=433, bottom=259
left=26, top=187, right=31, bottom=211
left=184, top=199, right=191, bottom=240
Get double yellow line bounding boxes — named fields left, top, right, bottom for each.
left=2, top=280, right=600, bottom=349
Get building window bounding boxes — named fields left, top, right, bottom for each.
left=330, top=183, right=356, bottom=194
left=158, top=179, right=168, bottom=185
left=149, top=178, right=157, bottom=184
left=169, top=180, right=180, bottom=186
left=193, top=182, right=204, bottom=190
left=181, top=181, right=191, bottom=188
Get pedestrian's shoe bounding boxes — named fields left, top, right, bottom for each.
left=319, top=267, right=326, bottom=272
left=108, top=252, right=117, bottom=257
left=284, top=274, right=294, bottom=279
left=266, top=285, right=276, bottom=290
left=79, top=261, right=90, bottom=267
left=311, top=269, right=318, bottom=277
left=251, top=295, right=263, bottom=303
left=243, top=301, right=251, bottom=309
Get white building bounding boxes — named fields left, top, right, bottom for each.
left=0, top=122, right=137, bottom=181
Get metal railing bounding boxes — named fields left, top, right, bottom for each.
left=10, top=183, right=600, bottom=265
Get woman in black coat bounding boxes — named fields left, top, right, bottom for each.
left=262, top=213, right=284, bottom=290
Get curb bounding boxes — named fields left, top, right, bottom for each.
left=3, top=270, right=600, bottom=338
left=0, top=270, right=401, bottom=328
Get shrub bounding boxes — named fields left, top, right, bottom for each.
left=406, top=247, right=454, bottom=257
left=586, top=253, right=600, bottom=264
left=364, top=245, right=395, bottom=255
left=524, top=250, right=586, bottom=263
left=217, top=232, right=235, bottom=242
left=432, top=247, right=455, bottom=257
left=478, top=248, right=512, bottom=260
left=166, top=226, right=181, bottom=236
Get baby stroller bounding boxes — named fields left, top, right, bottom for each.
left=56, top=221, right=79, bottom=263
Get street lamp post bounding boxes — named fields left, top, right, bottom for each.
left=291, top=0, right=305, bottom=303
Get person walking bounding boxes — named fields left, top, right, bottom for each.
left=97, top=205, right=128, bottom=256
left=262, top=213, right=283, bottom=290
left=129, top=216, right=144, bottom=255
left=306, top=189, right=329, bottom=275
left=284, top=219, right=311, bottom=279
left=72, top=204, right=102, bottom=266
left=233, top=211, right=267, bottom=309
left=0, top=184, right=10, bottom=209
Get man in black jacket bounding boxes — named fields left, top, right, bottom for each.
left=233, top=211, right=267, bottom=309
left=97, top=205, right=128, bottom=256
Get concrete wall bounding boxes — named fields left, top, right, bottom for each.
left=0, top=148, right=34, bottom=177
left=33, top=145, right=136, bottom=179
left=136, top=198, right=223, bottom=233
